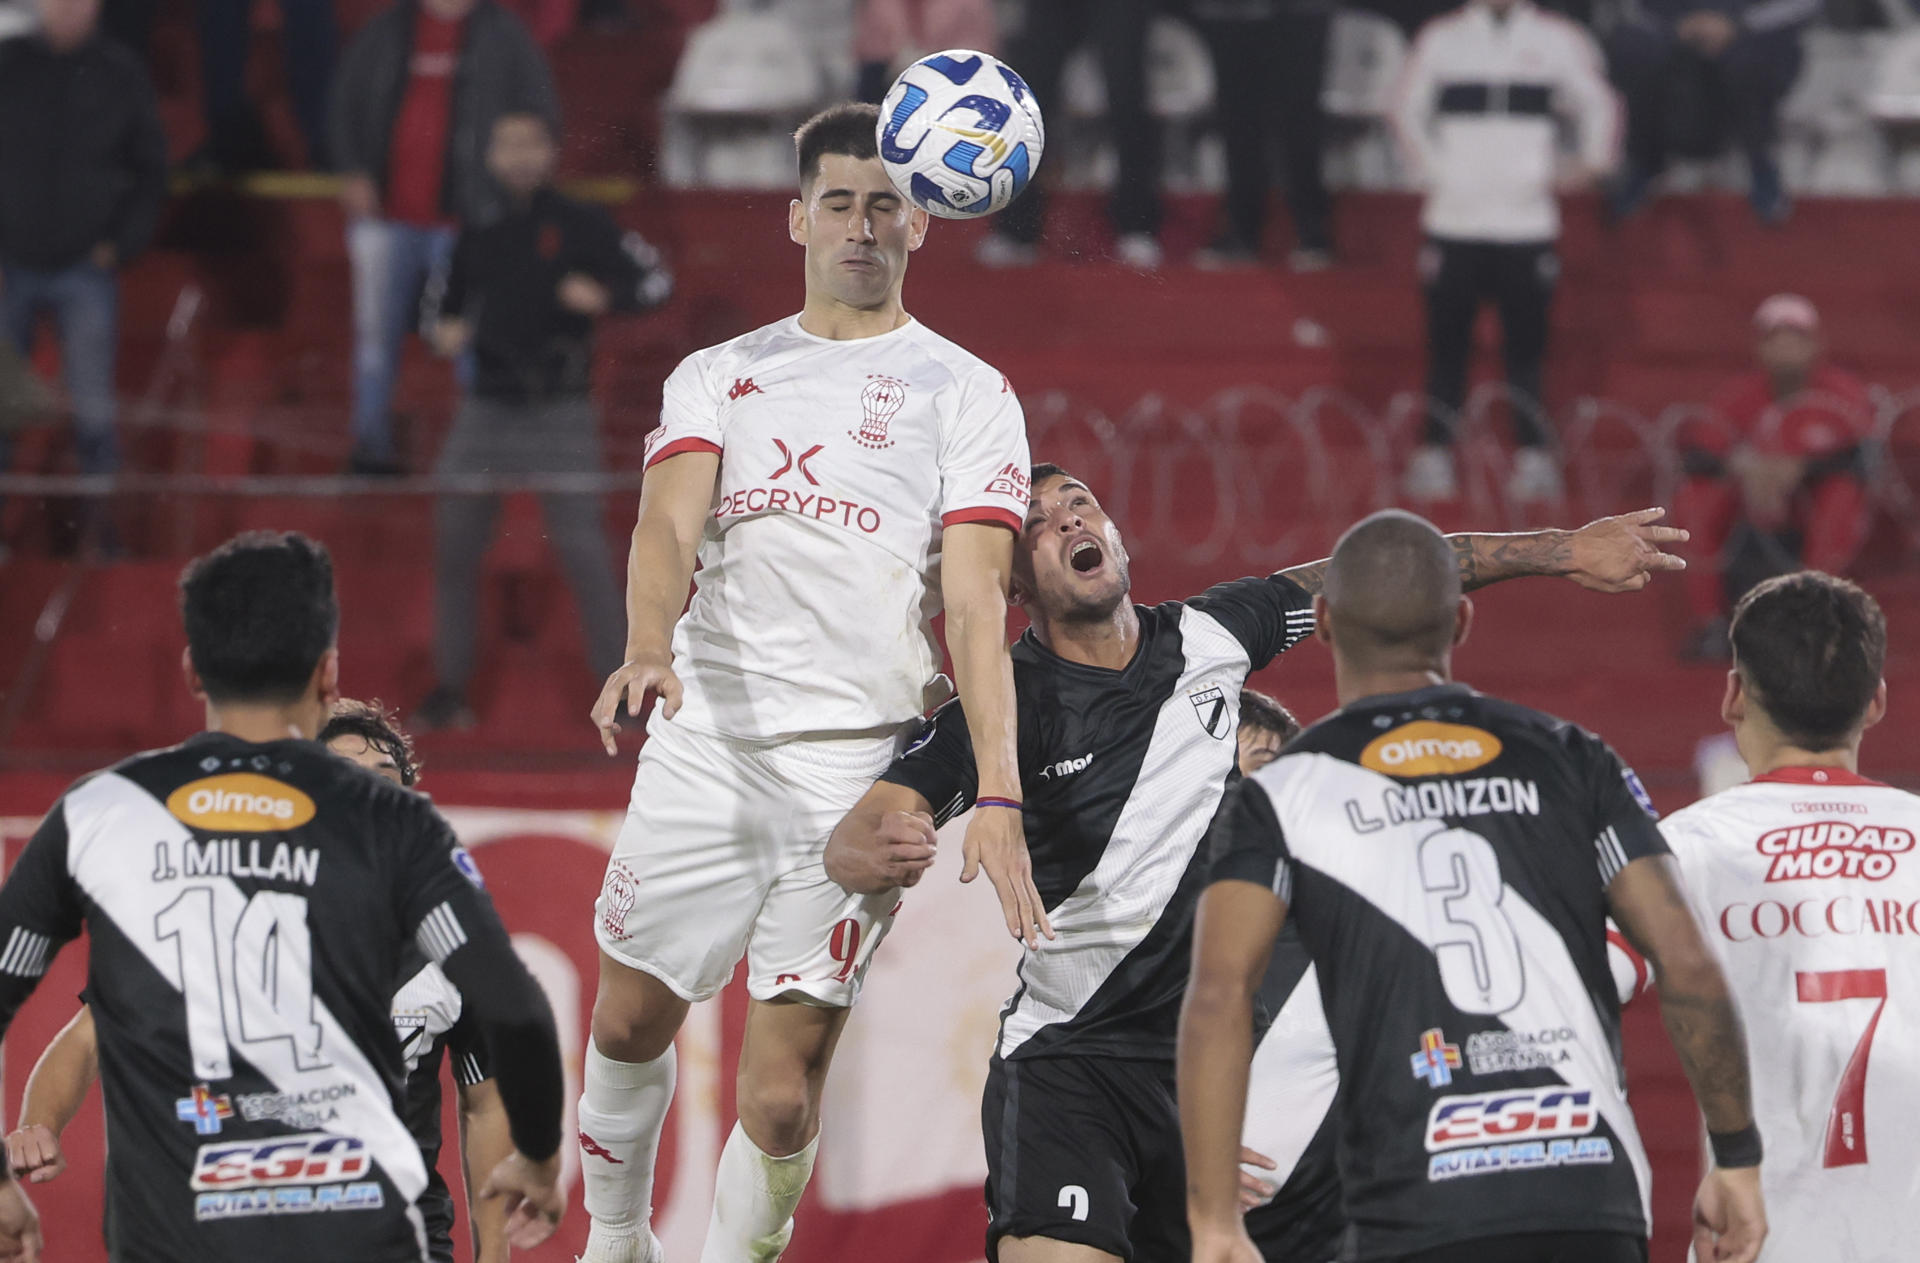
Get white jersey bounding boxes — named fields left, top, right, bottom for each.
left=1389, top=0, right=1619, bottom=242
left=641, top=315, right=1030, bottom=742
left=1660, top=767, right=1920, bottom=1263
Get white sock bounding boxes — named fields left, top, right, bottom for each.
left=578, top=1041, right=676, bottom=1263
left=699, top=1121, right=820, bottom=1263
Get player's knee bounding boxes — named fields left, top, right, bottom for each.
left=735, top=1074, right=819, bottom=1156
left=589, top=979, right=685, bottom=1063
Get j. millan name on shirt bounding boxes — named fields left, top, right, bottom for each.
left=1344, top=722, right=1542, bottom=831
left=151, top=773, right=323, bottom=885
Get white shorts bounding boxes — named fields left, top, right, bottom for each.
left=594, top=718, right=906, bottom=1006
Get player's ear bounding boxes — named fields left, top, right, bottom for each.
left=906, top=205, right=930, bottom=251
left=1862, top=678, right=1888, bottom=732
left=1311, top=595, right=1331, bottom=647
left=788, top=197, right=808, bottom=246
left=1452, top=596, right=1473, bottom=649
left=312, top=648, right=341, bottom=713
left=180, top=647, right=206, bottom=701
left=1721, top=669, right=1745, bottom=726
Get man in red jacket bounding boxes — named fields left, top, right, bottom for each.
left=1674, top=293, right=1873, bottom=659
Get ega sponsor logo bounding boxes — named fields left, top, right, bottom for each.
left=1425, top=1087, right=1614, bottom=1181
left=166, top=774, right=315, bottom=832
left=1361, top=723, right=1502, bottom=778
left=190, top=1132, right=368, bottom=1191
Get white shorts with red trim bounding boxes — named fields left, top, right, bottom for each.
left=594, top=717, right=905, bottom=1006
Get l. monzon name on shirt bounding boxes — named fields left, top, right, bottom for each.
left=1342, top=720, right=1542, bottom=831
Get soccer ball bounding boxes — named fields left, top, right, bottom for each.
left=877, top=50, right=1045, bottom=220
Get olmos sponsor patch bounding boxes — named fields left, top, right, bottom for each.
left=167, top=774, right=316, bottom=832
left=1361, top=722, right=1502, bottom=778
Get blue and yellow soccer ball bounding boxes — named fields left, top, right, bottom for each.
left=877, top=50, right=1046, bottom=220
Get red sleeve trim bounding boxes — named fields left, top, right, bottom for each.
left=1607, top=928, right=1651, bottom=1000
left=941, top=506, right=1023, bottom=534
left=644, top=436, right=722, bottom=470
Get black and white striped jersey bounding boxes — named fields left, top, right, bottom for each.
left=391, top=948, right=491, bottom=1262
left=880, top=573, right=1316, bottom=1061
left=1211, top=683, right=1667, bottom=1260
left=0, top=732, right=503, bottom=1263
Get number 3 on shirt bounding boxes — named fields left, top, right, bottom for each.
left=1418, top=827, right=1526, bottom=1015
left=157, top=886, right=328, bottom=1081
left=1796, top=968, right=1888, bottom=1167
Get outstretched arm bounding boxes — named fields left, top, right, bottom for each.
left=457, top=1079, right=514, bottom=1263
left=5, top=1008, right=97, bottom=1184
left=1179, top=879, right=1288, bottom=1263
left=1275, top=508, right=1688, bottom=596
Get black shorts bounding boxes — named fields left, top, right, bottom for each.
left=1392, top=1231, right=1648, bottom=1263
left=981, top=1054, right=1187, bottom=1262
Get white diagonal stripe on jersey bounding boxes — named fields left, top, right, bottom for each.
left=416, top=902, right=467, bottom=963
left=63, top=772, right=434, bottom=1233
left=1243, top=962, right=1336, bottom=1180
left=997, top=606, right=1251, bottom=1057
left=1251, top=754, right=1653, bottom=1225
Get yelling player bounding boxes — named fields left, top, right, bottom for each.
left=826, top=468, right=1688, bottom=1263
left=1184, top=511, right=1767, bottom=1263
left=577, top=101, right=1037, bottom=1263
left=1659, top=571, right=1916, bottom=1262
left=0, top=532, right=565, bottom=1261
left=4, top=699, right=517, bottom=1263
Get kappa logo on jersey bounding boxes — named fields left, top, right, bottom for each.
left=1410, top=1028, right=1463, bottom=1087
left=1757, top=820, right=1915, bottom=883
left=166, top=773, right=317, bottom=832
left=175, top=1085, right=234, bottom=1135
left=190, top=1133, right=369, bottom=1192
left=600, top=861, right=639, bottom=941
left=770, top=438, right=823, bottom=485
left=728, top=377, right=764, bottom=402
left=852, top=375, right=907, bottom=449
left=1362, top=723, right=1502, bottom=778
left=1426, top=1087, right=1598, bottom=1152
left=1189, top=685, right=1231, bottom=739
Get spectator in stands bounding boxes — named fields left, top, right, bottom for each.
left=1674, top=294, right=1872, bottom=660
left=853, top=0, right=997, bottom=103
left=975, top=0, right=1167, bottom=270
left=1390, top=0, right=1619, bottom=506
left=1192, top=0, right=1336, bottom=272
left=193, top=0, right=338, bottom=174
left=413, top=112, right=670, bottom=729
left=330, top=0, right=558, bottom=475
left=1606, top=0, right=1811, bottom=225
left=0, top=0, right=167, bottom=480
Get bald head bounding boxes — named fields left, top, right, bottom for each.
left=1322, top=511, right=1462, bottom=665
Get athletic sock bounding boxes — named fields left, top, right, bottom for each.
left=578, top=1041, right=676, bottom=1263
left=699, top=1121, right=820, bottom=1263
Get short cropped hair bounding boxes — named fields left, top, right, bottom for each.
left=319, top=698, right=421, bottom=787
left=1730, top=571, right=1886, bottom=751
left=1239, top=690, right=1301, bottom=744
left=1031, top=462, right=1077, bottom=488
left=795, top=102, right=880, bottom=189
left=179, top=532, right=338, bottom=704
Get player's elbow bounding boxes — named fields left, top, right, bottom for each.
left=1180, top=968, right=1254, bottom=1028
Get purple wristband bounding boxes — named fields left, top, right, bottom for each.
left=975, top=797, right=1022, bottom=811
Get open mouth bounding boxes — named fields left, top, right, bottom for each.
left=1070, top=539, right=1103, bottom=574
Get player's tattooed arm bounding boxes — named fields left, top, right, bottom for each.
left=1607, top=855, right=1757, bottom=1133
left=1279, top=509, right=1688, bottom=597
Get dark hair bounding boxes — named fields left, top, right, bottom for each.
left=1031, top=462, right=1078, bottom=488
left=795, top=102, right=880, bottom=189
left=1730, top=571, right=1886, bottom=751
left=1239, top=690, right=1301, bottom=743
left=179, top=532, right=339, bottom=704
left=320, top=698, right=421, bottom=787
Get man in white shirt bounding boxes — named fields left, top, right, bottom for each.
left=575, top=102, right=1043, bottom=1263
left=1390, top=0, right=1620, bottom=507
left=1661, top=570, right=1917, bottom=1262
